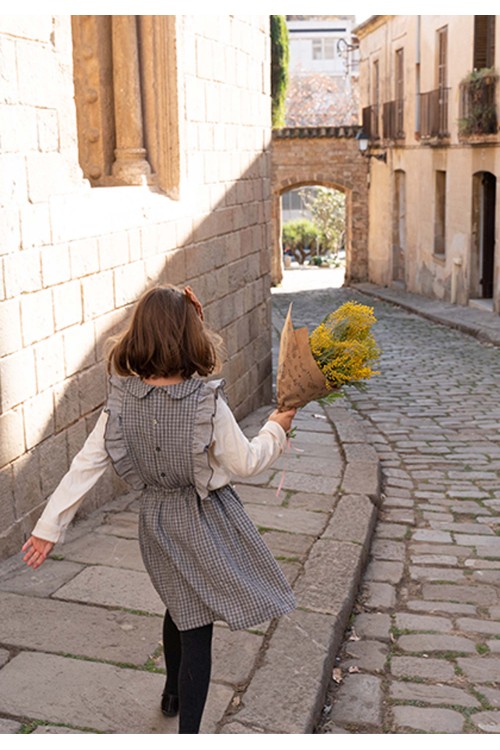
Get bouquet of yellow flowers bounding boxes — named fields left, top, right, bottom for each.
left=276, top=300, right=380, bottom=410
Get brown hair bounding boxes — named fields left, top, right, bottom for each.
left=107, top=285, right=223, bottom=379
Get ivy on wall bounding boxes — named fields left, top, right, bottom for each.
left=270, top=15, right=289, bottom=128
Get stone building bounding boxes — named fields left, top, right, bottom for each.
left=0, top=15, right=273, bottom=558
left=356, top=15, right=500, bottom=312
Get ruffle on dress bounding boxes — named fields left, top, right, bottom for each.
left=103, top=375, right=226, bottom=499
left=192, top=379, right=226, bottom=500
left=103, top=375, right=146, bottom=490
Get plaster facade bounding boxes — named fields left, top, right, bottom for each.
left=357, top=15, right=500, bottom=312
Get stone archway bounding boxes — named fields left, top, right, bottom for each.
left=271, top=127, right=369, bottom=286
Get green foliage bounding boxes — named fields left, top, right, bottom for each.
left=299, top=187, right=346, bottom=254
left=459, top=67, right=498, bottom=136
left=271, top=16, right=289, bottom=128
left=282, top=218, right=320, bottom=263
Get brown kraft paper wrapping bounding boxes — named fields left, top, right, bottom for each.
left=276, top=303, right=332, bottom=410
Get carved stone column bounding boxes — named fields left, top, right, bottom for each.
left=111, top=15, right=151, bottom=184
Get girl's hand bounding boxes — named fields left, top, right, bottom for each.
left=22, top=536, right=55, bottom=569
left=268, top=408, right=297, bottom=434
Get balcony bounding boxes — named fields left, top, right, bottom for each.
left=419, top=88, right=449, bottom=139
left=383, top=100, right=404, bottom=140
left=459, top=69, right=498, bottom=138
left=362, top=105, right=380, bottom=140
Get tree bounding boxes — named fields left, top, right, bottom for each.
left=299, top=187, right=345, bottom=255
left=282, top=218, right=320, bottom=264
left=270, top=16, right=289, bottom=128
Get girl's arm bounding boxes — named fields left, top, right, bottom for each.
left=23, top=411, right=111, bottom=562
left=210, top=397, right=295, bottom=478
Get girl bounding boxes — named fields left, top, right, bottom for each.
left=22, top=285, right=296, bottom=734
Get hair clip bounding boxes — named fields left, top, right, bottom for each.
left=184, top=286, right=204, bottom=321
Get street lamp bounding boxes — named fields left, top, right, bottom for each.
left=356, top=131, right=387, bottom=163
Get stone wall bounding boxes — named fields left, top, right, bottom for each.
left=271, top=127, right=369, bottom=285
left=0, top=15, right=273, bottom=558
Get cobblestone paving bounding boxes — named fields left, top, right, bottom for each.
left=273, top=284, right=500, bottom=735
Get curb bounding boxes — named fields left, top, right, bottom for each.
left=352, top=282, right=500, bottom=348
left=221, top=403, right=381, bottom=734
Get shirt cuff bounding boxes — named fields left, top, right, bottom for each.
left=260, top=420, right=287, bottom=448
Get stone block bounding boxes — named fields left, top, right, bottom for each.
left=390, top=680, right=479, bottom=707
left=12, top=450, right=42, bottom=516
left=330, top=674, right=382, bottom=727
left=38, top=430, right=68, bottom=496
left=20, top=202, right=52, bottom=250
left=40, top=245, right=71, bottom=288
left=26, top=152, right=73, bottom=203
left=244, top=503, right=326, bottom=537
left=96, top=511, right=139, bottom=539
left=0, top=154, right=27, bottom=205
left=212, top=625, right=263, bottom=686
left=0, top=298, right=22, bottom=355
left=53, top=565, right=164, bottom=615
left=0, top=590, right=160, bottom=665
left=391, top=655, right=455, bottom=680
left=470, top=711, right=500, bottom=733
left=0, top=347, right=37, bottom=411
left=21, top=288, right=54, bottom=345
left=0, top=208, right=20, bottom=257
left=113, top=261, right=146, bottom=307
left=343, top=640, right=388, bottom=672
left=98, top=232, right=129, bottom=271
left=456, top=656, right=500, bottom=682
left=22, top=388, right=54, bottom=449
left=259, top=530, right=313, bottom=561
left=393, top=705, right=464, bottom=733
left=63, top=322, right=96, bottom=376
left=398, top=633, right=476, bottom=653
left=0, top=559, right=84, bottom=598
left=60, top=532, right=145, bottom=571
left=422, top=583, right=499, bottom=606
left=0, top=718, right=21, bottom=734
left=294, top=540, right=364, bottom=616
left=342, top=461, right=381, bottom=501
left=3, top=248, right=42, bottom=297
left=0, top=36, right=18, bottom=104
left=0, top=467, right=15, bottom=530
left=37, top=107, right=59, bottom=152
left=268, top=470, right=338, bottom=495
left=35, top=333, right=65, bottom=391
left=78, top=365, right=107, bottom=415
left=363, top=581, right=396, bottom=610
left=82, top=271, right=115, bottom=320
left=53, top=377, right=80, bottom=432
left=69, top=237, right=100, bottom=278
left=52, top=279, right=83, bottom=331
left=323, top=494, right=377, bottom=545
left=0, top=408, right=25, bottom=467
left=234, top=610, right=339, bottom=733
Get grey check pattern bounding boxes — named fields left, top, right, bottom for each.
left=107, top=377, right=296, bottom=631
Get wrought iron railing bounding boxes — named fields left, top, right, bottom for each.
left=459, top=72, right=497, bottom=136
left=419, top=88, right=449, bottom=138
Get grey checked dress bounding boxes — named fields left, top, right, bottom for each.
left=103, top=375, right=296, bottom=631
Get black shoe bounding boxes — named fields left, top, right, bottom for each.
left=161, top=692, right=179, bottom=717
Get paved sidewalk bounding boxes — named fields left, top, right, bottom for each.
left=0, top=269, right=380, bottom=734
left=353, top=281, right=500, bottom=347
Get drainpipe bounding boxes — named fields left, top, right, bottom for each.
left=415, top=15, right=421, bottom=138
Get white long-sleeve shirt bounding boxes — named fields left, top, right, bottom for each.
left=32, top=398, right=286, bottom=544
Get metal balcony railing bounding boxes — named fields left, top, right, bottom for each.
left=459, top=73, right=498, bottom=136
left=419, top=88, right=449, bottom=139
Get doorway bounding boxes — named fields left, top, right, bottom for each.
left=470, top=171, right=496, bottom=302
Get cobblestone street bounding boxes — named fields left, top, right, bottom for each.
left=273, top=275, right=500, bottom=734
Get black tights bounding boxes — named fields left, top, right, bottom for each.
left=162, top=610, right=213, bottom=734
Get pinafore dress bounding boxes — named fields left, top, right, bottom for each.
left=103, top=375, right=296, bottom=631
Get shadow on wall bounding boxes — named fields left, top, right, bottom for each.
left=0, top=151, right=273, bottom=560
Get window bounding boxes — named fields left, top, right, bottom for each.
left=395, top=48, right=404, bottom=137
left=71, top=15, right=180, bottom=196
left=434, top=170, right=446, bottom=256
left=474, top=16, right=495, bottom=69
left=436, top=26, right=448, bottom=91
left=312, top=37, right=336, bottom=60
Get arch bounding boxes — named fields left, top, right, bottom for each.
left=271, top=130, right=369, bottom=285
